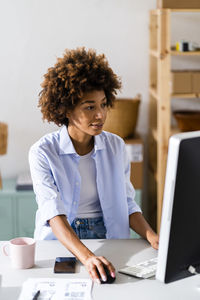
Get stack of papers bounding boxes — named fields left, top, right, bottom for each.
left=18, top=278, right=93, bottom=300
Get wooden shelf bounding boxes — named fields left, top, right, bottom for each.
left=170, top=9, right=200, bottom=12
left=150, top=50, right=200, bottom=59
left=149, top=9, right=200, bottom=232
left=150, top=88, right=200, bottom=101
left=150, top=50, right=200, bottom=57
left=150, top=8, right=200, bottom=15
left=171, top=93, right=200, bottom=98
left=171, top=50, right=200, bottom=56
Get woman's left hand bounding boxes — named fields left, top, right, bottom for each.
left=146, top=231, right=159, bottom=250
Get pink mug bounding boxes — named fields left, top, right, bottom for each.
left=2, top=237, right=36, bottom=269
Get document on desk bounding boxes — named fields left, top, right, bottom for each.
left=18, top=278, right=93, bottom=300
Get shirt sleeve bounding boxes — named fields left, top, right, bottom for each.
left=29, top=146, right=67, bottom=226
left=123, top=143, right=142, bottom=215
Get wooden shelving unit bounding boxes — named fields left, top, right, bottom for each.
left=148, top=8, right=200, bottom=232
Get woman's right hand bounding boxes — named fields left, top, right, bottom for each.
left=49, top=215, right=115, bottom=283
left=83, top=254, right=115, bottom=283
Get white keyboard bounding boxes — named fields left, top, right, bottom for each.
left=118, top=257, right=157, bottom=279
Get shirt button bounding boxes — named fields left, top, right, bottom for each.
left=76, top=182, right=79, bottom=186
left=73, top=201, right=76, bottom=205
left=76, top=220, right=80, bottom=225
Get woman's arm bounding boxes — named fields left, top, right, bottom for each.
left=29, top=147, right=115, bottom=282
left=49, top=215, right=115, bottom=282
left=129, top=212, right=159, bottom=250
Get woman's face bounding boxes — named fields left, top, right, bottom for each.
left=67, top=90, right=108, bottom=138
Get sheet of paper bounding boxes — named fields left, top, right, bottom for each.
left=18, top=278, right=93, bottom=300
left=125, top=144, right=143, bottom=162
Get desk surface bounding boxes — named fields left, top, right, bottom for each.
left=0, top=239, right=200, bottom=300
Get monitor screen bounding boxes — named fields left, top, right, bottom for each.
left=156, top=131, right=200, bottom=283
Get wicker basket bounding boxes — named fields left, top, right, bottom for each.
left=103, top=97, right=140, bottom=138
left=0, top=122, right=8, bottom=155
left=173, top=110, right=200, bottom=132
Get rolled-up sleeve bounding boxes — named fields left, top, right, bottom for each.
left=29, top=146, right=66, bottom=226
left=123, top=144, right=142, bottom=215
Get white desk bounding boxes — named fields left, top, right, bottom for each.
left=0, top=239, right=200, bottom=300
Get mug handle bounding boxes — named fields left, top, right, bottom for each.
left=2, top=243, right=9, bottom=256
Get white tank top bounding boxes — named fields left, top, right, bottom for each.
left=76, top=150, right=103, bottom=218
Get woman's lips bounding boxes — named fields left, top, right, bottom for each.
left=91, top=123, right=103, bottom=129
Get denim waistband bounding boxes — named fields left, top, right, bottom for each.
left=71, top=216, right=106, bottom=239
left=72, top=216, right=104, bottom=226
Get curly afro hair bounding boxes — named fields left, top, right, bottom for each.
left=38, top=47, right=122, bottom=126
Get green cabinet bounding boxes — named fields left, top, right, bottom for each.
left=0, top=179, right=37, bottom=240
left=0, top=195, right=14, bottom=240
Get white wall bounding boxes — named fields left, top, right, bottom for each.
left=0, top=0, right=156, bottom=178
left=1, top=0, right=200, bottom=181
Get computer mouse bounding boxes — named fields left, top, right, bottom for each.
left=96, top=265, right=116, bottom=284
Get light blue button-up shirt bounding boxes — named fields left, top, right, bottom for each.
left=29, top=126, right=141, bottom=240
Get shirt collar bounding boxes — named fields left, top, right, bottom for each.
left=59, top=126, right=105, bottom=155
left=59, top=126, right=76, bottom=155
left=94, top=132, right=106, bottom=152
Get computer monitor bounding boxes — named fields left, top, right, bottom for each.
left=156, top=131, right=200, bottom=283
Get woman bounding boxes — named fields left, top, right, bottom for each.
left=29, top=47, right=159, bottom=284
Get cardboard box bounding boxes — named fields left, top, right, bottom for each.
left=192, top=71, right=200, bottom=93
left=124, top=135, right=143, bottom=190
left=171, top=71, right=192, bottom=94
left=157, top=0, right=200, bottom=9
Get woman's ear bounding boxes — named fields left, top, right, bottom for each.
left=66, top=111, right=72, bottom=125
left=66, top=109, right=72, bottom=119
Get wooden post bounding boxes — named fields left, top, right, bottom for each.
left=156, top=9, right=171, bottom=232
left=148, top=11, right=159, bottom=230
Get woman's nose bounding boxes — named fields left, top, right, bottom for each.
left=95, top=108, right=104, bottom=119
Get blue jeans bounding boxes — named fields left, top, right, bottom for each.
left=71, top=216, right=106, bottom=239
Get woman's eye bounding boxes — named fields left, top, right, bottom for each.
left=86, top=106, right=94, bottom=110
left=101, top=103, right=107, bottom=108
